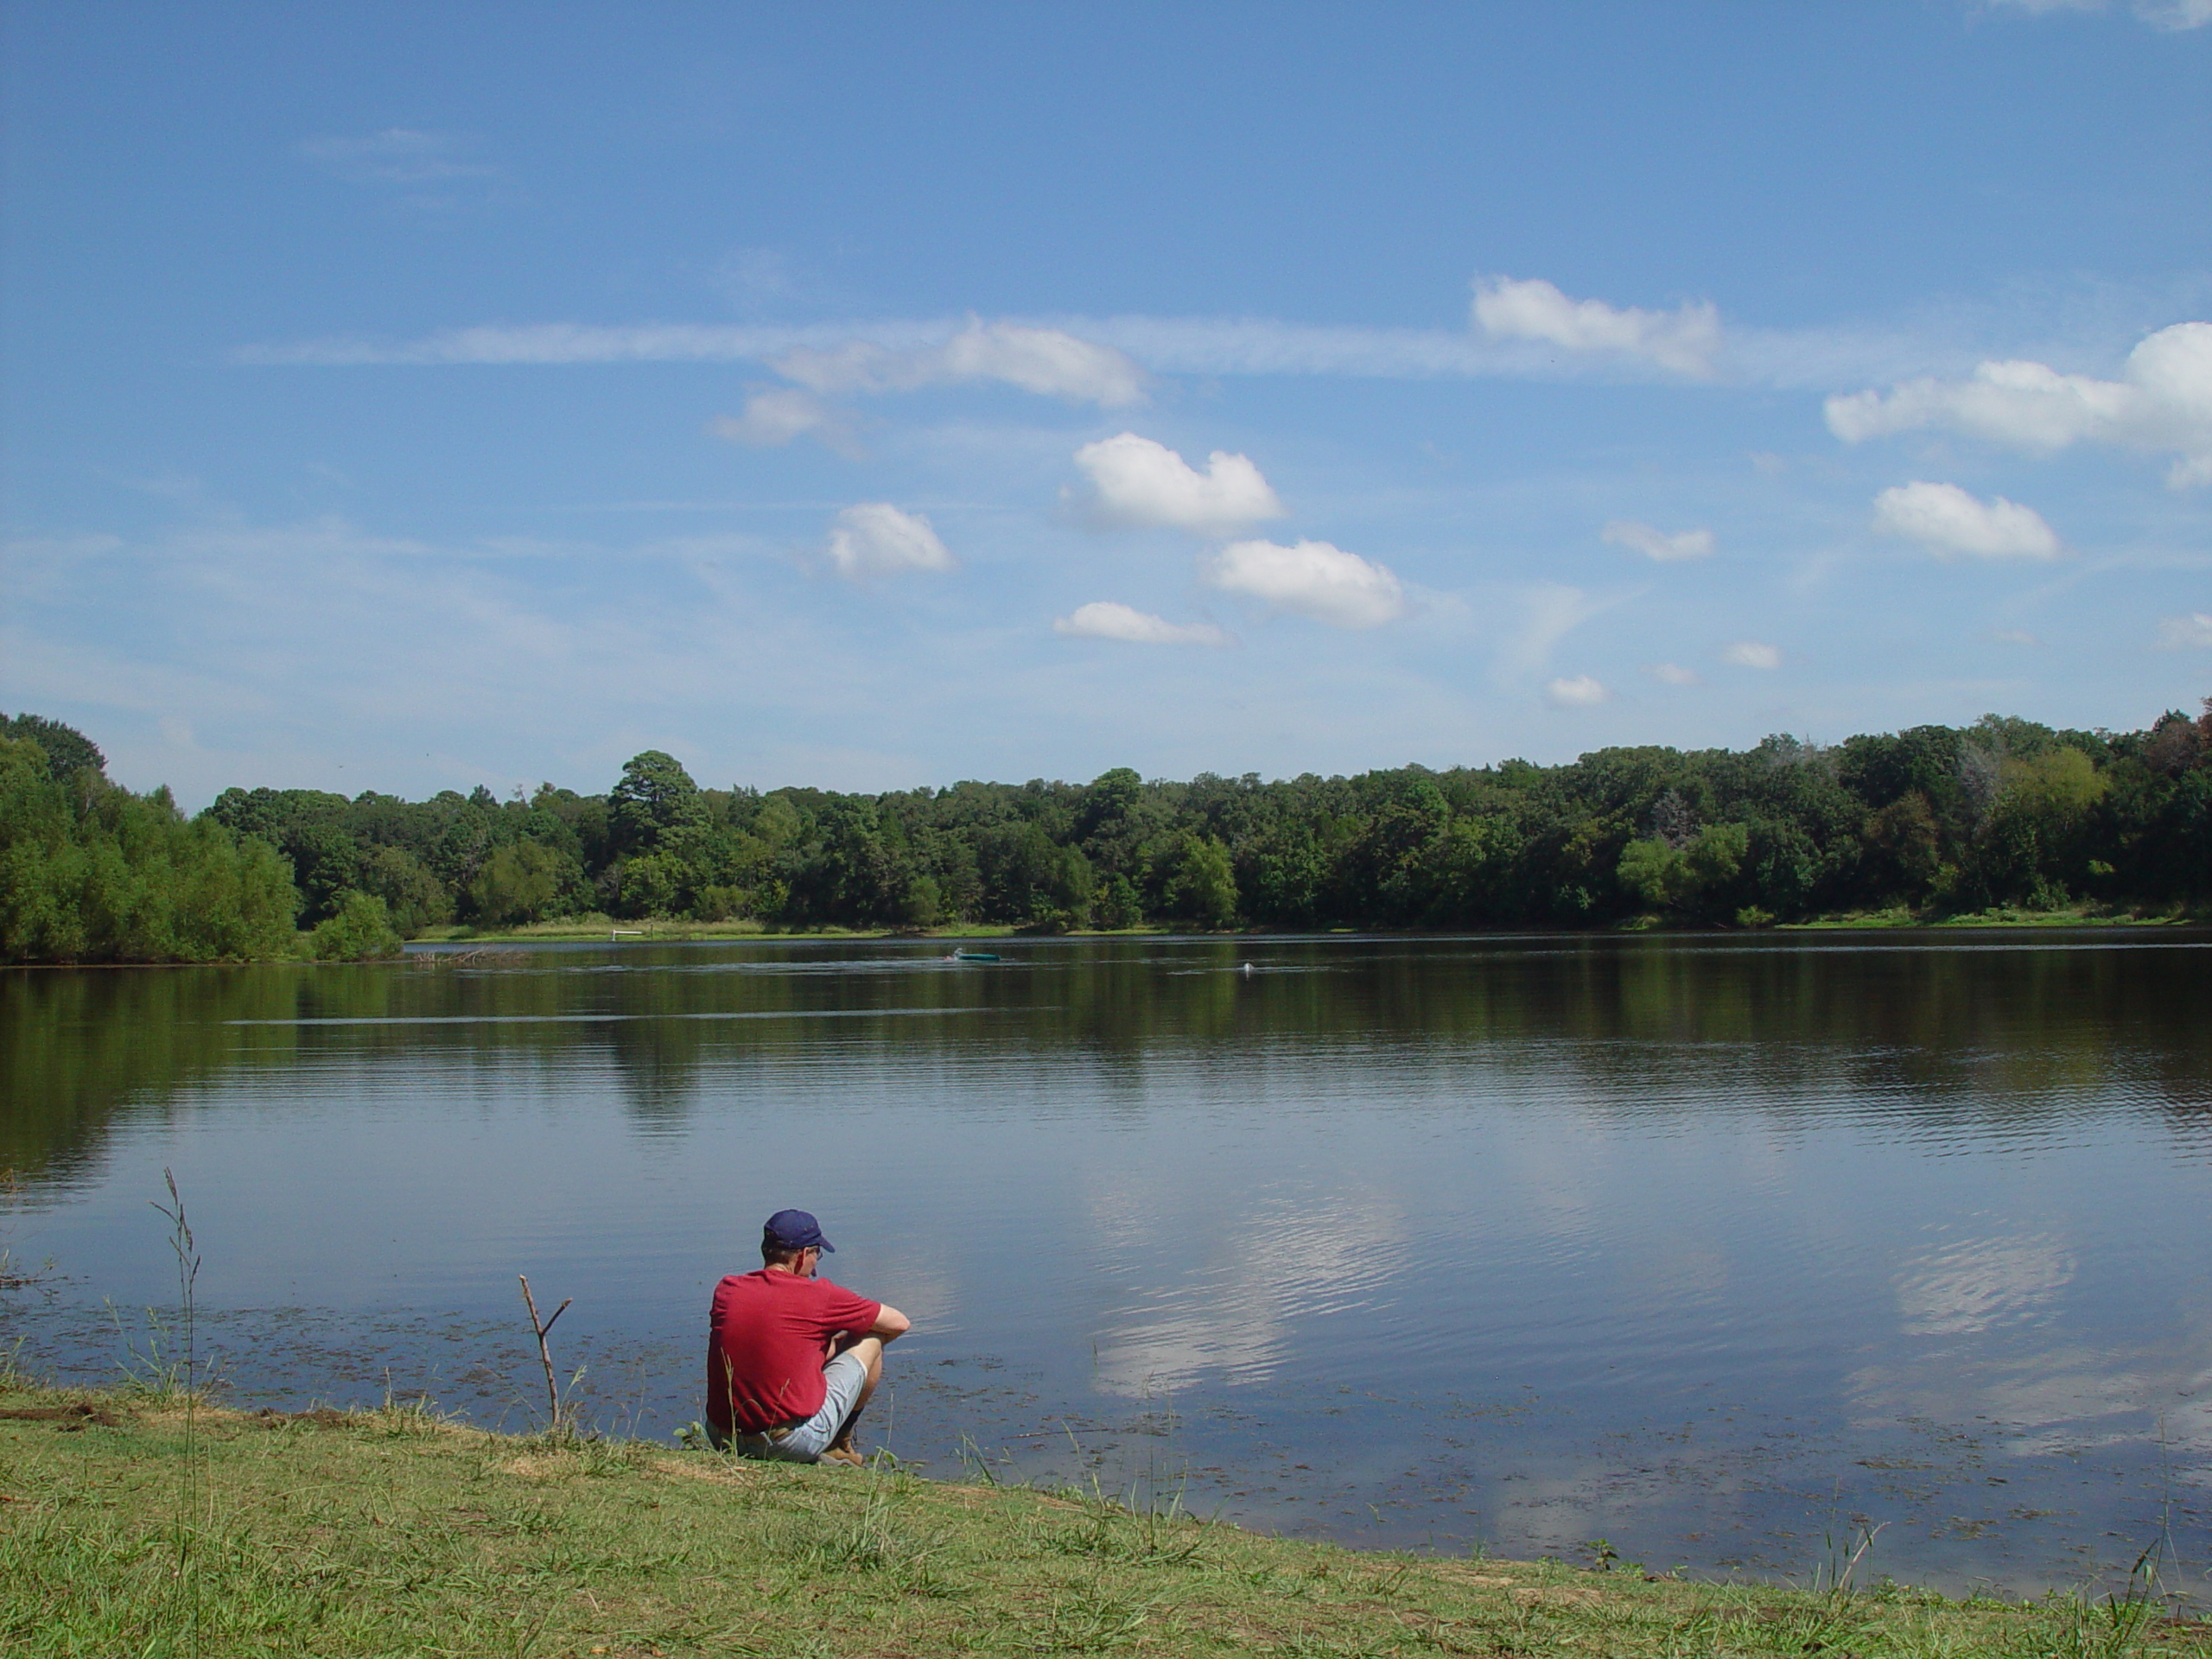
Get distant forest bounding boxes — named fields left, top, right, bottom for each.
left=3, top=697, right=2209, bottom=963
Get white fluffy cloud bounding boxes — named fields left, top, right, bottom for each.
left=1648, top=662, right=1704, bottom=686
left=1052, top=601, right=1228, bottom=646
left=2158, top=612, right=2212, bottom=648
left=775, top=320, right=1147, bottom=407
left=1719, top=641, right=1782, bottom=670
left=1202, top=539, right=1405, bottom=628
left=1827, top=321, right=2212, bottom=488
left=823, top=504, right=954, bottom=581
left=1472, top=276, right=1721, bottom=376
left=1071, top=433, right=1286, bottom=535
left=1544, top=675, right=1610, bottom=708
left=712, top=388, right=856, bottom=454
left=1601, top=519, right=1715, bottom=562
left=1872, top=481, right=2063, bottom=560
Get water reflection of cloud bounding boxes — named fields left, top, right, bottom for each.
left=1089, top=1190, right=1407, bottom=1395
left=1851, top=1351, right=2145, bottom=1431
left=1844, top=1230, right=2196, bottom=1484
left=874, top=1257, right=959, bottom=1337
left=1895, top=1234, right=2074, bottom=1336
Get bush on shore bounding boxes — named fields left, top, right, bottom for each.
left=304, top=890, right=404, bottom=961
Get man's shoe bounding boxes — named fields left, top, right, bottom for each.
left=818, top=1445, right=866, bottom=1467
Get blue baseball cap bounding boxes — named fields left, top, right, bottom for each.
left=763, top=1209, right=835, bottom=1252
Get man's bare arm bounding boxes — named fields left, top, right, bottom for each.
left=870, top=1303, right=912, bottom=1342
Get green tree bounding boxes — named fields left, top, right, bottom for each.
left=1077, top=766, right=1142, bottom=838
left=610, top=751, right=709, bottom=852
left=0, top=713, right=105, bottom=781
left=1616, top=823, right=1747, bottom=920
left=1964, top=747, right=2111, bottom=908
left=1161, top=832, right=1238, bottom=928
left=358, top=844, right=453, bottom=936
left=616, top=850, right=691, bottom=918
left=0, top=738, right=298, bottom=963
left=1862, top=791, right=1942, bottom=904
left=1093, top=873, right=1144, bottom=929
left=467, top=842, right=580, bottom=926
left=1424, top=814, right=1522, bottom=925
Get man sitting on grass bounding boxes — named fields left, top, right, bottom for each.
left=706, top=1208, right=911, bottom=1466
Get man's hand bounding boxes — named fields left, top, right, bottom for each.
left=870, top=1303, right=912, bottom=1343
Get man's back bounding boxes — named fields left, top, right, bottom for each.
left=707, top=1268, right=880, bottom=1434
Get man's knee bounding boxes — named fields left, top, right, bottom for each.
left=846, top=1336, right=886, bottom=1379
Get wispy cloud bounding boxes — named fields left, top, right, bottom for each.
left=0, top=506, right=1614, bottom=809
left=1719, top=641, right=1783, bottom=670
left=0, top=512, right=969, bottom=803
left=1601, top=519, right=1716, bottom=562
left=1647, top=662, right=1704, bottom=685
left=709, top=247, right=802, bottom=312
left=238, top=296, right=1953, bottom=390
left=1492, top=582, right=1610, bottom=688
left=299, top=129, right=499, bottom=188
left=245, top=311, right=1664, bottom=378
left=1543, top=674, right=1610, bottom=708
left=1068, top=434, right=1285, bottom=535
left=1872, top=481, right=2064, bottom=560
left=1473, top=276, right=1722, bottom=377
left=2157, top=611, right=2212, bottom=648
left=711, top=389, right=861, bottom=456
left=773, top=320, right=1147, bottom=408
left=1052, top=602, right=1229, bottom=646
left=1981, top=0, right=2212, bottom=30
left=240, top=321, right=931, bottom=367
left=822, top=504, right=954, bottom=581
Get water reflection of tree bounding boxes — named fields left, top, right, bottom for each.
left=7, top=938, right=2208, bottom=1185
left=1, top=968, right=297, bottom=1184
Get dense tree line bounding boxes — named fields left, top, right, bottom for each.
left=0, top=724, right=298, bottom=963
left=2, top=698, right=2206, bottom=963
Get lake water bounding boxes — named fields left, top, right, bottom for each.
left=4, top=931, right=2210, bottom=1595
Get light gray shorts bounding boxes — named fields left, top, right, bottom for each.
left=712, top=1349, right=868, bottom=1463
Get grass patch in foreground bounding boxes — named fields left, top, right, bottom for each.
left=2, top=1385, right=2205, bottom=1657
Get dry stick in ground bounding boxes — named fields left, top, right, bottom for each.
left=517, top=1275, right=573, bottom=1431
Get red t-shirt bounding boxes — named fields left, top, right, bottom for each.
left=706, top=1268, right=881, bottom=1433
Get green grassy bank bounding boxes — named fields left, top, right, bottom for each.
left=2, top=1382, right=2202, bottom=1658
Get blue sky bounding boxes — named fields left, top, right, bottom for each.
left=3, top=3, right=2208, bottom=806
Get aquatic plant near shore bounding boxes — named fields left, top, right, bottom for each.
left=149, top=1168, right=207, bottom=1653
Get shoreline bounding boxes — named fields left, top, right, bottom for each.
left=407, top=907, right=2207, bottom=947
left=3, top=1377, right=2196, bottom=1656
left=6, top=911, right=2202, bottom=969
